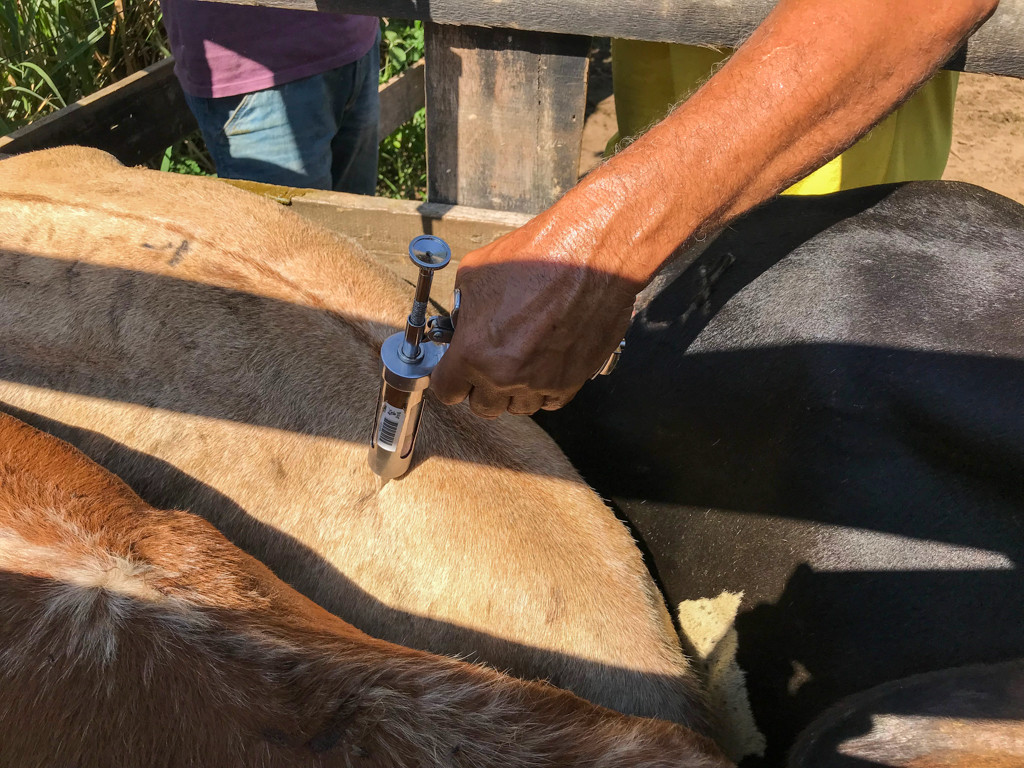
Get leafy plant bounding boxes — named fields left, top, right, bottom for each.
left=379, top=18, right=424, bottom=84
left=1, top=0, right=167, bottom=133
left=377, top=106, right=426, bottom=200
left=156, top=132, right=216, bottom=176
left=377, top=18, right=427, bottom=200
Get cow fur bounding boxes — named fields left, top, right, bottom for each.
left=788, top=661, right=1024, bottom=768
left=0, top=409, right=730, bottom=767
left=0, top=147, right=699, bottom=726
left=536, top=181, right=1024, bottom=765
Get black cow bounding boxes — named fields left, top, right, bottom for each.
left=537, top=181, right=1024, bottom=767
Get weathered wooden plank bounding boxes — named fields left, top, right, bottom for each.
left=219, top=179, right=530, bottom=300
left=425, top=24, right=589, bottom=213
left=378, top=58, right=426, bottom=140
left=196, top=0, right=1024, bottom=80
left=0, top=59, right=197, bottom=165
left=294, top=188, right=530, bottom=299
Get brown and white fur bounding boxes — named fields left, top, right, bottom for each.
left=0, top=409, right=729, bottom=767
left=0, top=147, right=697, bottom=726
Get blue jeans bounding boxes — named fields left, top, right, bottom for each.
left=184, top=37, right=380, bottom=194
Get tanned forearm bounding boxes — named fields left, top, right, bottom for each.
left=432, top=0, right=998, bottom=417
left=565, top=0, right=998, bottom=286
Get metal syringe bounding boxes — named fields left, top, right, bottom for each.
left=368, top=235, right=453, bottom=480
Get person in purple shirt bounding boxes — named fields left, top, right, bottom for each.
left=161, top=0, right=380, bottom=193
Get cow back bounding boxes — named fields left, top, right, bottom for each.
left=537, top=181, right=1024, bottom=765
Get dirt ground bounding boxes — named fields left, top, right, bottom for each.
left=944, top=73, right=1024, bottom=203
left=581, top=48, right=1024, bottom=205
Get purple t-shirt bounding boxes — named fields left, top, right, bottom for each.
left=161, top=0, right=378, bottom=98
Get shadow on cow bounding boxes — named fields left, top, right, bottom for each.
left=2, top=151, right=1024, bottom=768
left=0, top=147, right=706, bottom=734
left=0, top=401, right=696, bottom=705
left=538, top=181, right=1024, bottom=766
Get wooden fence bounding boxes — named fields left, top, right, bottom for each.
left=3, top=0, right=1022, bottom=217
left=200, top=0, right=1024, bottom=214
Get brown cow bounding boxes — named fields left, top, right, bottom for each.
left=0, top=409, right=729, bottom=766
left=0, top=147, right=699, bottom=727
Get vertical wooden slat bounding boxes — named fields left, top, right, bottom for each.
left=425, top=24, right=590, bottom=214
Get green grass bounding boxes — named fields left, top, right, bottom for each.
left=1, top=5, right=427, bottom=199
left=1, top=0, right=167, bottom=134
left=377, top=106, right=426, bottom=200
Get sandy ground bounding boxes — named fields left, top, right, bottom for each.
left=579, top=43, right=616, bottom=178
left=580, top=48, right=1024, bottom=205
left=945, top=72, right=1024, bottom=203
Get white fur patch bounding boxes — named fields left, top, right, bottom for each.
left=677, top=591, right=766, bottom=762
left=0, top=523, right=164, bottom=601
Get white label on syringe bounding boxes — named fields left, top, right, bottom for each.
left=377, top=403, right=406, bottom=451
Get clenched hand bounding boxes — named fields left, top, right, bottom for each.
left=430, top=186, right=645, bottom=417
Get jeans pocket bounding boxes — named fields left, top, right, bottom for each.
left=222, top=92, right=257, bottom=137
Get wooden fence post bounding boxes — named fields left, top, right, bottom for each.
left=425, top=24, right=590, bottom=214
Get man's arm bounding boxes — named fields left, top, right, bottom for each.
left=431, top=0, right=998, bottom=418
